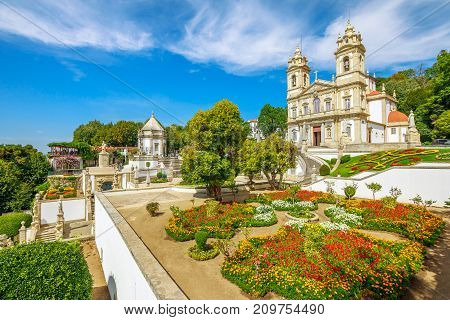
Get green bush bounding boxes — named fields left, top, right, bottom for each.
left=330, top=158, right=337, bottom=165
left=146, top=202, right=160, bottom=216
left=0, top=241, right=92, bottom=299
left=0, top=212, right=32, bottom=237
left=35, top=181, right=50, bottom=192
left=341, top=155, right=351, bottom=163
left=343, top=184, right=357, bottom=199
left=157, top=171, right=167, bottom=179
left=319, top=164, right=330, bottom=176
left=187, top=245, right=219, bottom=261
left=195, top=231, right=209, bottom=251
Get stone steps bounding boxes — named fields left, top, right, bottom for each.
left=36, top=226, right=56, bottom=242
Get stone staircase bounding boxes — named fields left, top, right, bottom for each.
left=35, top=225, right=56, bottom=242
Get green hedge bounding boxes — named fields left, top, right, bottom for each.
left=319, top=164, right=330, bottom=176
left=0, top=241, right=92, bottom=299
left=0, top=212, right=32, bottom=237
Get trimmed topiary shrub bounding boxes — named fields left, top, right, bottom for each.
left=195, top=231, right=209, bottom=251
left=319, top=164, right=330, bottom=176
left=0, top=241, right=92, bottom=299
left=343, top=184, right=358, bottom=199
left=0, top=212, right=32, bottom=237
left=188, top=231, right=219, bottom=261
left=340, top=155, right=351, bottom=164
left=146, top=202, right=160, bottom=216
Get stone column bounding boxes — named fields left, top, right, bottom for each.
left=354, top=119, right=362, bottom=143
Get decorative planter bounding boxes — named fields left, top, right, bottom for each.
left=284, top=211, right=319, bottom=222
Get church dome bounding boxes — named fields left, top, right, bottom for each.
left=388, top=110, right=408, bottom=123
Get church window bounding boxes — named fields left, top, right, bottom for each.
left=292, top=130, right=298, bottom=142
left=291, top=74, right=297, bottom=87
left=303, top=74, right=307, bottom=86
left=291, top=107, right=297, bottom=118
left=303, top=105, right=309, bottom=115
left=325, top=100, right=331, bottom=111
left=346, top=125, right=352, bottom=138
left=154, top=143, right=159, bottom=153
left=391, top=128, right=396, bottom=134
left=344, top=98, right=351, bottom=110
left=344, top=56, right=350, bottom=72
left=313, top=98, right=320, bottom=113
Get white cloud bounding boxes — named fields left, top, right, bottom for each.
left=168, top=0, right=302, bottom=74
left=60, top=60, right=85, bottom=81
left=0, top=0, right=153, bottom=51
left=170, top=0, right=449, bottom=74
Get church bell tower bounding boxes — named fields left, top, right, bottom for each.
left=287, top=46, right=311, bottom=98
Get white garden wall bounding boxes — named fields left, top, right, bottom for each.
left=95, top=195, right=157, bottom=300
left=308, top=166, right=450, bottom=206
left=40, top=198, right=85, bottom=224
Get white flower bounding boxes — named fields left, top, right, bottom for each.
left=324, top=205, right=362, bottom=227
left=285, top=219, right=308, bottom=231
left=253, top=205, right=275, bottom=222
left=320, top=221, right=349, bottom=231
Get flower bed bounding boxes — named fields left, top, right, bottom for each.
left=324, top=205, right=363, bottom=227
left=345, top=200, right=445, bottom=246
left=263, top=190, right=336, bottom=204
left=165, top=203, right=277, bottom=241
left=331, top=148, right=449, bottom=177
left=222, top=226, right=424, bottom=299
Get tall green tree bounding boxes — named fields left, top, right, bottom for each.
left=0, top=145, right=50, bottom=213
left=433, top=110, right=450, bottom=138
left=258, top=133, right=297, bottom=190
left=73, top=120, right=103, bottom=145
left=166, top=124, right=186, bottom=155
left=180, top=147, right=231, bottom=200
left=238, top=139, right=261, bottom=187
left=257, top=104, right=287, bottom=137
left=185, top=99, right=249, bottom=171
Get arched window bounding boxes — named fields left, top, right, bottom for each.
left=343, top=56, right=350, bottom=72
left=292, top=129, right=298, bottom=142
left=313, top=97, right=320, bottom=113
left=291, top=74, right=297, bottom=87
left=303, top=74, right=307, bottom=86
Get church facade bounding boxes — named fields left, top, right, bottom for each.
left=286, top=20, right=420, bottom=148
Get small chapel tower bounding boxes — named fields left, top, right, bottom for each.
left=335, top=20, right=366, bottom=81
left=287, top=46, right=311, bottom=98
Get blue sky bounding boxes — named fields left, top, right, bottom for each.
left=0, top=0, right=449, bottom=151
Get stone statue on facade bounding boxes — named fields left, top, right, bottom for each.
left=113, top=170, right=120, bottom=190
left=55, top=200, right=65, bottom=240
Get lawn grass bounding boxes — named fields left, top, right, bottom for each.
left=330, top=148, right=450, bottom=177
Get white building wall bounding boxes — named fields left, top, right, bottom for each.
left=361, top=120, right=367, bottom=143
left=307, top=167, right=450, bottom=206
left=40, top=198, right=85, bottom=224
left=387, top=127, right=399, bottom=142
left=369, top=123, right=385, bottom=143
left=368, top=100, right=383, bottom=123
left=95, top=195, right=157, bottom=300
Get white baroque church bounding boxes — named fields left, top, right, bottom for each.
left=286, top=20, right=420, bottom=149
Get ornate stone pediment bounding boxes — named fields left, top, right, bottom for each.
left=301, top=82, right=335, bottom=96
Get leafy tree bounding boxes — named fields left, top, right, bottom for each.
left=433, top=110, right=450, bottom=138
left=366, top=182, right=382, bottom=200
left=166, top=124, right=186, bottom=155
left=376, top=50, right=450, bottom=142
left=0, top=145, right=50, bottom=213
left=73, top=120, right=103, bottom=145
left=108, top=121, right=141, bottom=146
left=258, top=133, right=297, bottom=190
left=257, top=104, right=287, bottom=137
left=238, top=139, right=261, bottom=187
left=185, top=99, right=249, bottom=172
left=181, top=147, right=231, bottom=200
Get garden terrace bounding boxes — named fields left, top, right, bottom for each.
left=222, top=226, right=424, bottom=299
left=330, top=148, right=450, bottom=177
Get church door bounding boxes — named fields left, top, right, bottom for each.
left=313, top=126, right=321, bottom=146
